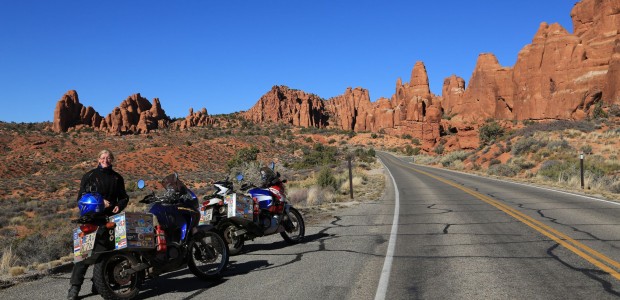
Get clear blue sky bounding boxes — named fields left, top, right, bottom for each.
left=0, top=1, right=576, bottom=123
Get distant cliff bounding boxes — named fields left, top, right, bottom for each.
left=52, top=0, right=619, bottom=151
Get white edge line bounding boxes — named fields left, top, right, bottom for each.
left=398, top=155, right=620, bottom=207
left=374, top=157, right=400, bottom=300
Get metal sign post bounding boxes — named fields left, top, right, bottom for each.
left=580, top=153, right=584, bottom=189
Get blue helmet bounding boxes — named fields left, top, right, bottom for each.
left=78, top=192, right=105, bottom=216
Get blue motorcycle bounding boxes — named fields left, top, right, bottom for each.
left=72, top=173, right=229, bottom=300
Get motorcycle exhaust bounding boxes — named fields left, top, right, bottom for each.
left=232, top=229, right=247, bottom=237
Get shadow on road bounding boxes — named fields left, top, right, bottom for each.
left=133, top=269, right=227, bottom=299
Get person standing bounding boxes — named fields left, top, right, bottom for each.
left=68, top=149, right=129, bottom=300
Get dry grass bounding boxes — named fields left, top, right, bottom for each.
left=8, top=266, right=25, bottom=277
left=0, top=246, right=15, bottom=274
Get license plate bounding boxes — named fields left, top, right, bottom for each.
left=73, top=230, right=97, bottom=262
left=204, top=208, right=213, bottom=221
left=82, top=232, right=97, bottom=252
left=199, top=207, right=213, bottom=225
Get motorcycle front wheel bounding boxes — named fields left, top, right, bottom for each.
left=93, top=252, right=141, bottom=300
left=281, top=207, right=305, bottom=244
left=188, top=230, right=229, bottom=280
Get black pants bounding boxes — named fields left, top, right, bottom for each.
left=69, top=261, right=89, bottom=286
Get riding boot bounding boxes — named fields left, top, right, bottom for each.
left=67, top=285, right=80, bottom=300
left=91, top=280, right=98, bottom=295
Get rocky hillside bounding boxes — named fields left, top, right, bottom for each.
left=243, top=0, right=620, bottom=150
left=51, top=0, right=619, bottom=154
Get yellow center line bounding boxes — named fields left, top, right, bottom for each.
left=398, top=161, right=620, bottom=281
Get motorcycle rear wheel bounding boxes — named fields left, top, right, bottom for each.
left=219, top=221, right=245, bottom=255
left=93, top=252, right=141, bottom=300
left=188, top=230, right=229, bottom=280
left=281, top=207, right=305, bottom=244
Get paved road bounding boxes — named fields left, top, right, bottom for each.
left=2, top=152, right=620, bottom=299
left=377, top=152, right=620, bottom=299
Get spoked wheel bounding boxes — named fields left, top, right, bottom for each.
left=93, top=252, right=141, bottom=300
left=219, top=221, right=245, bottom=255
left=188, top=230, right=229, bottom=280
left=281, top=207, right=305, bottom=244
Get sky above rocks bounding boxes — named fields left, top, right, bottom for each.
left=0, top=0, right=574, bottom=122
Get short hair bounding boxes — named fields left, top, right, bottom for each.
left=98, top=149, right=115, bottom=161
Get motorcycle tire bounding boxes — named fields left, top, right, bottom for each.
left=281, top=207, right=305, bottom=244
left=219, top=221, right=245, bottom=256
left=188, top=230, right=229, bottom=280
left=92, top=252, right=141, bottom=300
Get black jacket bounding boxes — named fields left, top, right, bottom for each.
left=77, top=166, right=129, bottom=215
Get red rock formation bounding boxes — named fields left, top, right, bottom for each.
left=52, top=90, right=103, bottom=133
left=243, top=86, right=326, bottom=128
left=242, top=62, right=443, bottom=148
left=178, top=107, right=214, bottom=129
left=443, top=0, right=619, bottom=121
left=52, top=92, right=170, bottom=133
left=99, top=94, right=170, bottom=134
left=323, top=87, right=373, bottom=131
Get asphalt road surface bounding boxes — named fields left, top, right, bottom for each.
left=2, top=151, right=619, bottom=299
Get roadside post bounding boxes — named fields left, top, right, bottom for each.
left=580, top=152, right=584, bottom=189
left=347, top=153, right=353, bottom=199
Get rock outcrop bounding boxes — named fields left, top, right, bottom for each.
left=243, top=61, right=444, bottom=150
left=52, top=0, right=618, bottom=152
left=52, top=92, right=171, bottom=134
left=243, top=86, right=327, bottom=128
left=52, top=90, right=103, bottom=132
left=443, top=0, right=620, bottom=121
left=177, top=107, right=215, bottom=129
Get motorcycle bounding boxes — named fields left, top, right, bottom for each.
left=200, top=166, right=305, bottom=255
left=72, top=173, right=229, bottom=300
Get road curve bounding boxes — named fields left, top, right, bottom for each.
left=377, top=151, right=620, bottom=299
left=2, top=152, right=619, bottom=299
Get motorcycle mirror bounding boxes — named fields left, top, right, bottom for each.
left=269, top=161, right=275, bottom=170
left=236, top=173, right=244, bottom=182
left=137, top=179, right=145, bottom=190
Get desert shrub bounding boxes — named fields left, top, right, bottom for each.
left=608, top=180, right=620, bottom=194
left=403, top=145, right=421, bottom=156
left=440, top=151, right=471, bottom=167
left=489, top=159, right=501, bottom=166
left=536, top=158, right=607, bottom=182
left=354, top=148, right=376, bottom=163
left=537, top=160, right=575, bottom=181
left=516, top=120, right=595, bottom=137
left=547, top=139, right=573, bottom=151
left=292, top=143, right=338, bottom=169
left=226, top=146, right=260, bottom=169
left=12, top=227, right=73, bottom=267
left=287, top=188, right=309, bottom=206
left=434, top=144, right=445, bottom=155
left=580, top=145, right=593, bottom=155
left=317, top=166, right=337, bottom=190
left=307, top=186, right=334, bottom=206
left=512, top=137, right=547, bottom=156
left=487, top=164, right=519, bottom=177
left=591, top=101, right=608, bottom=119
left=479, top=121, right=505, bottom=146
left=608, top=104, right=620, bottom=117
left=511, top=157, right=536, bottom=170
